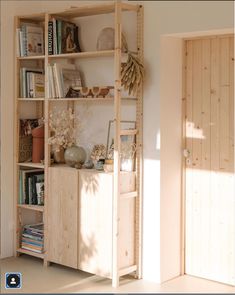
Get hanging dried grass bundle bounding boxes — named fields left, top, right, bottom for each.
left=121, top=53, right=144, bottom=96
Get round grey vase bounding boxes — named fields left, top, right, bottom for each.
left=64, top=146, right=86, bottom=168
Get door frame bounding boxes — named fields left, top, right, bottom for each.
left=181, top=32, right=235, bottom=277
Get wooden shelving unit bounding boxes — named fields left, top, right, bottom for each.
left=14, top=1, right=143, bottom=288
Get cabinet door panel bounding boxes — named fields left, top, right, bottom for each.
left=78, top=171, right=113, bottom=277
left=47, top=167, right=78, bottom=268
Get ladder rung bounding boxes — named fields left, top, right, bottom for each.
left=119, top=265, right=137, bottom=277
left=120, top=129, right=138, bottom=136
left=120, top=191, right=138, bottom=199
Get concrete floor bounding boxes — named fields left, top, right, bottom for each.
left=1, top=255, right=235, bottom=293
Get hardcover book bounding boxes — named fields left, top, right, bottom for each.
left=26, top=25, right=44, bottom=56
left=61, top=21, right=81, bottom=53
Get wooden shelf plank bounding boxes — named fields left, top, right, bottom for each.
left=18, top=13, right=45, bottom=21
left=51, top=3, right=115, bottom=18
left=17, top=248, right=44, bottom=259
left=50, top=2, right=138, bottom=18
left=49, top=97, right=114, bottom=102
left=17, top=204, right=44, bottom=212
left=120, top=129, right=138, bottom=136
left=119, top=265, right=137, bottom=277
left=17, top=162, right=45, bottom=169
left=48, top=50, right=114, bottom=59
left=18, top=98, right=45, bottom=101
left=121, top=3, right=139, bottom=12
left=120, top=191, right=138, bottom=199
left=17, top=55, right=45, bottom=60
left=48, top=97, right=137, bottom=102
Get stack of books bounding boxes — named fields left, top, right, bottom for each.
left=19, top=169, right=44, bottom=205
left=48, top=19, right=81, bottom=55
left=21, top=223, right=44, bottom=254
left=16, top=23, right=44, bottom=57
left=48, top=63, right=82, bottom=98
left=20, top=68, right=45, bottom=98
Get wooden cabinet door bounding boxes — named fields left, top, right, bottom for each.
left=78, top=170, right=113, bottom=277
left=47, top=167, right=79, bottom=269
left=78, top=170, right=136, bottom=277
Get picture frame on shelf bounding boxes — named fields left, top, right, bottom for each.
left=106, top=120, right=136, bottom=172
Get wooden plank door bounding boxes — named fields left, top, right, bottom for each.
left=184, top=35, right=235, bottom=285
left=47, top=167, right=79, bottom=269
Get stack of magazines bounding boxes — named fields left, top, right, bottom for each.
left=21, top=223, right=44, bottom=254
left=16, top=23, right=44, bottom=57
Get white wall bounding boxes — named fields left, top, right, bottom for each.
left=0, top=0, right=233, bottom=284
left=160, top=37, right=183, bottom=282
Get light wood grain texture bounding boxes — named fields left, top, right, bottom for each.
left=185, top=36, right=235, bottom=285
left=48, top=50, right=114, bottom=59
left=17, top=55, right=45, bottom=60
left=43, top=13, right=50, bottom=267
left=14, top=16, right=21, bottom=257
left=78, top=170, right=135, bottom=278
left=17, top=248, right=44, bottom=259
left=47, top=167, right=78, bottom=269
left=17, top=205, right=44, bottom=212
left=135, top=4, right=144, bottom=279
left=181, top=39, right=187, bottom=275
left=112, top=0, right=122, bottom=288
left=49, top=2, right=138, bottom=19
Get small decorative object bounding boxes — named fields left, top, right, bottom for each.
left=80, top=87, right=92, bottom=98
left=84, top=159, right=94, bottom=169
left=90, top=144, right=106, bottom=164
left=53, top=146, right=65, bottom=163
left=65, top=87, right=80, bottom=98
left=104, top=159, right=113, bottom=173
left=95, top=159, right=105, bottom=171
left=64, top=145, right=86, bottom=168
left=91, top=86, right=100, bottom=98
left=32, top=125, right=44, bottom=163
left=19, top=118, right=44, bottom=162
left=36, top=182, right=44, bottom=205
left=48, top=108, right=76, bottom=163
left=96, top=27, right=128, bottom=52
left=99, top=87, right=111, bottom=98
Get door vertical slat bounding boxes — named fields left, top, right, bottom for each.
left=185, top=35, right=235, bottom=286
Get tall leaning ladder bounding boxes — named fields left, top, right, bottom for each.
left=112, top=2, right=143, bottom=287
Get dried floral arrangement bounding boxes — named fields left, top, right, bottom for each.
left=48, top=108, right=77, bottom=151
left=120, top=140, right=137, bottom=160
left=90, top=144, right=106, bottom=162
left=121, top=53, right=144, bottom=95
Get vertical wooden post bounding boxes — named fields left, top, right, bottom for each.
left=14, top=16, right=20, bottom=256
left=135, top=5, right=144, bottom=279
left=43, top=13, right=50, bottom=267
left=112, top=0, right=122, bottom=288
left=181, top=40, right=187, bottom=275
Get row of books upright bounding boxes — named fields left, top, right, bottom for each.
left=21, top=223, right=44, bottom=254
left=19, top=169, right=44, bottom=205
left=16, top=19, right=81, bottom=57
left=20, top=68, right=45, bottom=98
left=48, top=18, right=81, bottom=55
left=16, top=23, right=44, bottom=57
left=48, top=63, right=82, bottom=98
